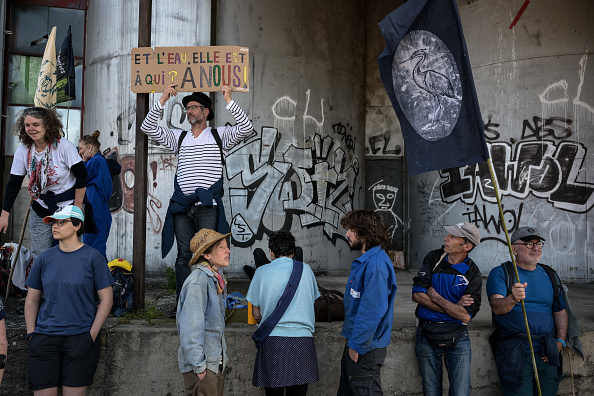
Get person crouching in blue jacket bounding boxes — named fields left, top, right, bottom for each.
left=337, top=210, right=398, bottom=396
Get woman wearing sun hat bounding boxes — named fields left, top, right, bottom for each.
left=24, top=205, right=113, bottom=395
left=177, top=228, right=231, bottom=396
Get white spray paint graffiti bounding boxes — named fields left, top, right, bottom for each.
left=540, top=51, right=593, bottom=126
left=368, top=180, right=403, bottom=238
left=225, top=90, right=359, bottom=246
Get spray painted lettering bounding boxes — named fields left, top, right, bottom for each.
left=440, top=140, right=594, bottom=213
left=226, top=127, right=359, bottom=246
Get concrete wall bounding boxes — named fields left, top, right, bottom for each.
left=364, top=1, right=407, bottom=252
left=402, top=0, right=594, bottom=280
left=83, top=0, right=366, bottom=276
left=4, top=323, right=592, bottom=395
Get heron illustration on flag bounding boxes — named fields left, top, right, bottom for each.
left=377, top=0, right=489, bottom=175
left=34, top=26, right=57, bottom=109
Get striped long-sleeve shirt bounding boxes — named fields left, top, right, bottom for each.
left=141, top=99, right=253, bottom=197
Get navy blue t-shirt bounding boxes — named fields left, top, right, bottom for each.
left=26, top=244, right=114, bottom=335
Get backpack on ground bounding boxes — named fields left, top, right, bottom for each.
left=108, top=259, right=133, bottom=316
left=314, top=284, right=344, bottom=323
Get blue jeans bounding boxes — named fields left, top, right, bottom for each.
left=28, top=210, right=54, bottom=260
left=501, top=353, right=561, bottom=396
left=173, top=205, right=218, bottom=298
left=415, top=325, right=471, bottom=396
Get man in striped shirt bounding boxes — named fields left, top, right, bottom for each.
left=141, top=84, right=253, bottom=316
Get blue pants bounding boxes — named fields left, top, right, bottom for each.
left=501, top=353, right=561, bottom=396
left=173, top=205, right=218, bottom=298
left=83, top=204, right=111, bottom=259
left=415, top=325, right=471, bottom=396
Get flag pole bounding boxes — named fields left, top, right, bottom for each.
left=5, top=197, right=33, bottom=300
left=486, top=157, right=542, bottom=395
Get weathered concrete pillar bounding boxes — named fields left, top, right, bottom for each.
left=84, top=0, right=212, bottom=268
left=211, top=0, right=367, bottom=275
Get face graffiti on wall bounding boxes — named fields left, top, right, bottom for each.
left=368, top=181, right=403, bottom=239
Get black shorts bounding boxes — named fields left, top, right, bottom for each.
left=28, top=331, right=101, bottom=390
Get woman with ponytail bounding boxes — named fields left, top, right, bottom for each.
left=78, top=131, right=113, bottom=259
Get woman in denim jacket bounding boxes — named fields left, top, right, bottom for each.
left=176, top=229, right=231, bottom=396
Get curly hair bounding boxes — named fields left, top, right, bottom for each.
left=268, top=230, right=296, bottom=258
left=80, top=130, right=101, bottom=151
left=340, top=210, right=391, bottom=251
left=13, top=107, right=64, bottom=147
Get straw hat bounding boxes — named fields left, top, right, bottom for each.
left=188, top=229, right=231, bottom=266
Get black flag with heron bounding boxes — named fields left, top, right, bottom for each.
left=377, top=0, right=489, bottom=175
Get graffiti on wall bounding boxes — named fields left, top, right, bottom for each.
left=105, top=147, right=167, bottom=235
left=368, top=180, right=403, bottom=239
left=439, top=139, right=594, bottom=214
left=416, top=51, right=594, bottom=264
left=106, top=90, right=360, bottom=244
left=227, top=126, right=359, bottom=247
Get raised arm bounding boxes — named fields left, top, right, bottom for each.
left=140, top=84, right=182, bottom=152
left=219, top=85, right=253, bottom=149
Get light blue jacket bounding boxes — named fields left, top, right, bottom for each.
left=177, top=265, right=227, bottom=374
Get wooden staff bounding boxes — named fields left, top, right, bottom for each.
left=5, top=197, right=33, bottom=300
left=486, top=158, right=542, bottom=395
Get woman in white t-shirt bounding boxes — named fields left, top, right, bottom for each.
left=0, top=107, right=87, bottom=259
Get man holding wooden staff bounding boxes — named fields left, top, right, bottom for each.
left=487, top=226, right=568, bottom=395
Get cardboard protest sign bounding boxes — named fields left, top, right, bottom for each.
left=131, top=46, right=249, bottom=93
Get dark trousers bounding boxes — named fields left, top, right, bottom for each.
left=337, top=345, right=386, bottom=396
left=173, top=205, right=218, bottom=298
left=265, top=384, right=308, bottom=396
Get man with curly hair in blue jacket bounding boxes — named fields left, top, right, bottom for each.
left=337, top=210, right=398, bottom=396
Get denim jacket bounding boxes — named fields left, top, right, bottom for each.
left=177, top=265, right=228, bottom=374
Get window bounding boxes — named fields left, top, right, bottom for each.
left=3, top=1, right=86, bottom=155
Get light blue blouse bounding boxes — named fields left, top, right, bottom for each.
left=247, top=256, right=320, bottom=337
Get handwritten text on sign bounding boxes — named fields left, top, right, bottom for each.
left=131, top=46, right=249, bottom=93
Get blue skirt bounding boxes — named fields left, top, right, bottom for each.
left=252, top=336, right=319, bottom=388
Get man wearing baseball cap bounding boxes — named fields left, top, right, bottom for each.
left=141, top=84, right=253, bottom=317
left=487, top=226, right=567, bottom=395
left=412, top=221, right=482, bottom=395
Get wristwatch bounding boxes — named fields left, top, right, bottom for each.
left=556, top=338, right=566, bottom=348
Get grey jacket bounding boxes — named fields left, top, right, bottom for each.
left=177, top=265, right=228, bottom=374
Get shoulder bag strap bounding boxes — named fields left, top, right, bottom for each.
left=210, top=128, right=225, bottom=166
left=176, top=130, right=188, bottom=156
left=432, top=252, right=448, bottom=272
left=252, top=259, right=303, bottom=347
